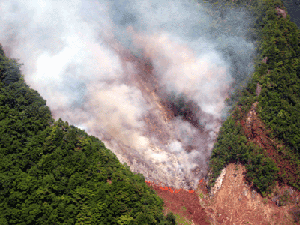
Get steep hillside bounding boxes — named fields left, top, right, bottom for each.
left=0, top=45, right=177, bottom=224
left=1, top=0, right=300, bottom=224
left=206, top=0, right=300, bottom=195
left=201, top=0, right=300, bottom=223
left=141, top=0, right=300, bottom=224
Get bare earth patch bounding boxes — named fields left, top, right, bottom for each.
left=148, top=162, right=300, bottom=225
left=145, top=182, right=210, bottom=225
left=146, top=101, right=300, bottom=225
left=197, top=163, right=299, bottom=224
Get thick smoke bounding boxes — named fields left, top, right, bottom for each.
left=0, top=0, right=257, bottom=189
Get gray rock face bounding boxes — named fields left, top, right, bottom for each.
left=251, top=189, right=257, bottom=199
left=210, top=168, right=226, bottom=196
left=272, top=195, right=280, bottom=206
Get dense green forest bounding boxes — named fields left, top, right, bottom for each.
left=207, top=0, right=300, bottom=196
left=0, top=45, right=176, bottom=224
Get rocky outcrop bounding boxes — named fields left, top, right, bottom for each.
left=256, top=83, right=262, bottom=97
left=276, top=7, right=287, bottom=19
left=210, top=167, right=226, bottom=197
left=262, top=57, right=268, bottom=64
left=245, top=102, right=259, bottom=139
left=198, top=163, right=298, bottom=225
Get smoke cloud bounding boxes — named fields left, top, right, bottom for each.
left=0, top=0, right=257, bottom=189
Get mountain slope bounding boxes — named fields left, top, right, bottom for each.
left=1, top=0, right=300, bottom=224
left=207, top=0, right=300, bottom=196
left=199, top=0, right=300, bottom=223
left=0, top=44, right=177, bottom=225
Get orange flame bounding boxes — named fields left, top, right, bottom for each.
left=145, top=181, right=194, bottom=193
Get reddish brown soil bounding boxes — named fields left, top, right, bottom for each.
left=199, top=163, right=300, bottom=225
left=240, top=102, right=300, bottom=191
left=144, top=102, right=300, bottom=225
left=145, top=181, right=211, bottom=225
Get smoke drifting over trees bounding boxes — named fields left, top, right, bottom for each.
left=0, top=0, right=257, bottom=189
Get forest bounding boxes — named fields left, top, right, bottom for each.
left=0, top=45, right=176, bottom=224
left=1, top=0, right=300, bottom=223
left=206, top=0, right=300, bottom=197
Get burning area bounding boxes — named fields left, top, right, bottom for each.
left=0, top=0, right=258, bottom=190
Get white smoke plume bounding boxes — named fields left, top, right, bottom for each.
left=0, top=0, right=257, bottom=189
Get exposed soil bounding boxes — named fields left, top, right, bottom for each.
left=240, top=102, right=300, bottom=195
left=145, top=181, right=211, bottom=225
left=147, top=162, right=300, bottom=225
left=197, top=163, right=299, bottom=225
left=145, top=101, right=300, bottom=225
